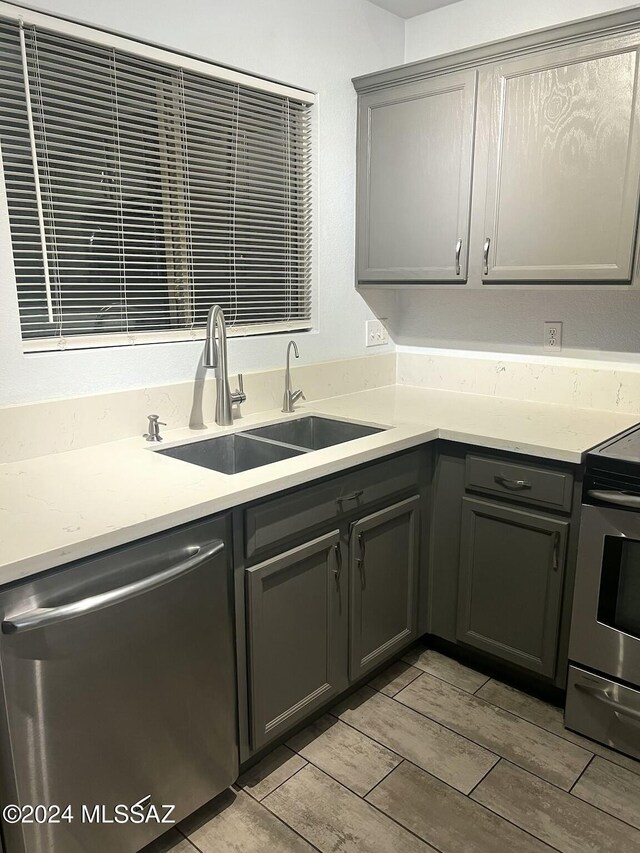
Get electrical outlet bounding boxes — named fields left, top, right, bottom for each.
left=365, top=319, right=389, bottom=347
left=544, top=321, right=562, bottom=352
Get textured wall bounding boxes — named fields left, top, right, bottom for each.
left=0, top=0, right=402, bottom=404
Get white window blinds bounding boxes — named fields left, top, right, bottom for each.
left=0, top=10, right=314, bottom=351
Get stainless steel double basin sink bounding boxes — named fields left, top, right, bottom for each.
left=157, top=416, right=386, bottom=475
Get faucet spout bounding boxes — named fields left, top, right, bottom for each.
left=282, top=340, right=305, bottom=413
left=204, top=305, right=246, bottom=426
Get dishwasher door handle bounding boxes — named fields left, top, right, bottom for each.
left=2, top=539, right=225, bottom=634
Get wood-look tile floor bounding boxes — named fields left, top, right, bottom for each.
left=146, top=646, right=640, bottom=853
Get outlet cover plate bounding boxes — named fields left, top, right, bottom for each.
left=366, top=319, right=389, bottom=347
left=544, top=321, right=562, bottom=352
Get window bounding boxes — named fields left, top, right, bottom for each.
left=0, top=8, right=314, bottom=351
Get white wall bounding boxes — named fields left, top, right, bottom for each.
left=405, top=0, right=640, bottom=61
left=395, top=0, right=640, bottom=361
left=0, top=0, right=403, bottom=405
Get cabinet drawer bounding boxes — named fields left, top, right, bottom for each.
left=245, top=451, right=422, bottom=560
left=565, top=666, right=640, bottom=761
left=465, top=455, right=573, bottom=512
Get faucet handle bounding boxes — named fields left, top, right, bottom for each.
left=232, top=373, right=247, bottom=405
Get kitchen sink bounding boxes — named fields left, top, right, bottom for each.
left=158, top=433, right=306, bottom=474
left=157, top=416, right=386, bottom=475
left=245, top=416, right=384, bottom=450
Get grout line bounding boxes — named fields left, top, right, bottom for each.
left=466, top=760, right=566, bottom=853
left=476, top=758, right=640, bottom=837
left=175, top=826, right=205, bottom=853
left=360, top=756, right=402, bottom=799
left=465, top=754, right=501, bottom=798
left=390, top=675, right=595, bottom=793
left=290, top=761, right=452, bottom=853
left=259, top=781, right=324, bottom=853
left=336, top=693, right=640, bottom=837
left=455, top=675, right=636, bottom=772
left=381, top=757, right=567, bottom=853
left=326, top=705, right=500, bottom=793
left=368, top=664, right=422, bottom=697
left=249, top=759, right=309, bottom=802
left=473, top=676, right=491, bottom=694
left=569, top=753, right=595, bottom=794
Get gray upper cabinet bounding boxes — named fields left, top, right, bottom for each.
left=480, top=35, right=640, bottom=282
left=349, top=496, right=420, bottom=680
left=246, top=530, right=345, bottom=751
left=356, top=70, right=477, bottom=283
left=457, top=497, right=568, bottom=678
left=354, top=9, right=640, bottom=288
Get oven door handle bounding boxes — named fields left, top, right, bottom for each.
left=587, top=489, right=640, bottom=510
left=576, top=682, right=640, bottom=725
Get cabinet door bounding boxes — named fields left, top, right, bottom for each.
left=457, top=498, right=568, bottom=677
left=357, top=70, right=476, bottom=283
left=246, top=531, right=345, bottom=750
left=481, top=36, right=640, bottom=282
left=349, top=496, right=420, bottom=681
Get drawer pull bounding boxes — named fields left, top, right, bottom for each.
left=494, top=474, right=532, bottom=491
left=333, top=543, right=342, bottom=583
left=337, top=490, right=364, bottom=506
left=576, top=682, right=640, bottom=725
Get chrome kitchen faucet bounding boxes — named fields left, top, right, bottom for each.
left=203, top=305, right=246, bottom=426
left=282, top=340, right=305, bottom=413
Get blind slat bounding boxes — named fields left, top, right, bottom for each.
left=0, top=13, right=313, bottom=352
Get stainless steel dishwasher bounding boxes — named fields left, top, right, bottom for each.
left=0, top=515, right=237, bottom=853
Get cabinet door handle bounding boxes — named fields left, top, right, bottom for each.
left=483, top=237, right=491, bottom=275
left=552, top=531, right=561, bottom=572
left=333, top=543, right=342, bottom=583
left=357, top=532, right=366, bottom=573
left=336, top=490, right=364, bottom=507
left=455, top=237, right=463, bottom=276
left=494, top=474, right=532, bottom=491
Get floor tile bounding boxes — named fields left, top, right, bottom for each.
left=264, top=762, right=435, bottom=852
left=369, top=659, right=422, bottom=697
left=396, top=672, right=591, bottom=790
left=139, top=829, right=196, bottom=853
left=287, top=713, right=401, bottom=796
left=367, top=760, right=554, bottom=853
left=472, top=760, right=640, bottom=853
left=180, top=788, right=315, bottom=852
left=477, top=678, right=640, bottom=775
left=238, top=744, right=307, bottom=801
left=572, top=756, right=640, bottom=829
left=332, top=686, right=497, bottom=794
left=403, top=646, right=489, bottom=693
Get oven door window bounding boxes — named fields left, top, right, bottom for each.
left=598, top=536, right=640, bottom=638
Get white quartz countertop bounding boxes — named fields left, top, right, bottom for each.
left=1, top=384, right=637, bottom=585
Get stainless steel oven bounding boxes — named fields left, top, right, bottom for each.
left=566, top=431, right=640, bottom=760
left=570, top=501, right=640, bottom=684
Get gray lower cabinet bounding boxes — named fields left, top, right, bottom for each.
left=349, top=496, right=421, bottom=680
left=457, top=497, right=568, bottom=678
left=246, top=530, right=345, bottom=751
